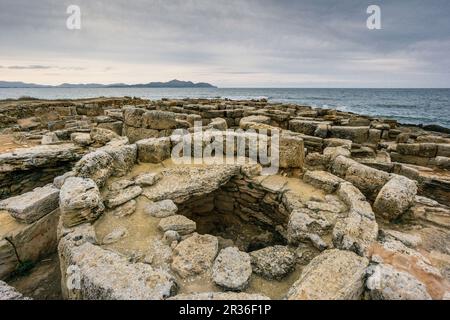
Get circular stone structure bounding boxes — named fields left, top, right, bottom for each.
left=57, top=151, right=364, bottom=300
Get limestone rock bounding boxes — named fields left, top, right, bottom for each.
left=144, top=239, right=173, bottom=270
left=109, top=179, right=135, bottom=191
left=71, top=132, right=92, bottom=146
left=137, top=137, right=171, bottom=163
left=110, top=200, right=137, bottom=217
left=90, top=127, right=119, bottom=145
left=59, top=241, right=177, bottom=300
left=332, top=209, right=378, bottom=257
left=142, top=110, right=179, bottom=130
left=250, top=245, right=296, bottom=280
left=287, top=208, right=332, bottom=250
left=279, top=134, right=305, bottom=169
left=366, top=264, right=432, bottom=300
left=0, top=239, right=19, bottom=280
left=171, top=233, right=218, bottom=278
left=59, top=177, right=105, bottom=228
left=303, top=170, right=344, bottom=193
left=0, top=281, right=31, bottom=300
left=74, top=150, right=114, bottom=187
left=41, top=132, right=60, bottom=145
left=53, top=171, right=75, bottom=189
left=135, top=172, right=162, bottom=187
left=158, top=215, right=196, bottom=235
left=374, top=175, right=418, bottom=221
left=146, top=200, right=178, bottom=218
left=99, top=143, right=137, bottom=177
left=212, top=247, right=252, bottom=291
left=163, top=230, right=181, bottom=245
left=103, top=227, right=128, bottom=245
left=287, top=249, right=369, bottom=300
left=208, top=118, right=228, bottom=130
left=0, top=184, right=59, bottom=223
left=105, top=186, right=142, bottom=208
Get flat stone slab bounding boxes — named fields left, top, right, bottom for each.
left=303, top=170, right=345, bottom=193
left=106, top=186, right=142, bottom=208
left=0, top=143, right=83, bottom=172
left=287, top=249, right=369, bottom=300
left=212, top=247, right=252, bottom=290
left=142, top=165, right=240, bottom=202
left=60, top=242, right=177, bottom=300
left=146, top=199, right=178, bottom=218
left=171, top=233, right=219, bottom=278
left=158, top=215, right=196, bottom=235
left=0, top=184, right=59, bottom=223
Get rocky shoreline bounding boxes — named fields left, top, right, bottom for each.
left=0, top=97, right=449, bottom=300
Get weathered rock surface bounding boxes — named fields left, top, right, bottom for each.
left=373, top=175, right=418, bottom=221
left=250, top=245, right=296, bottom=280
left=146, top=200, right=178, bottom=218
left=0, top=281, right=31, bottom=300
left=279, top=134, right=305, bottom=169
left=136, top=137, right=171, bottom=163
left=103, top=227, right=128, bottom=245
left=73, top=151, right=114, bottom=187
left=135, top=172, right=162, bottom=186
left=171, top=233, right=218, bottom=278
left=59, top=241, right=177, bottom=300
left=303, top=170, right=344, bottom=193
left=0, top=184, right=59, bottom=223
left=212, top=247, right=252, bottom=291
left=158, top=215, right=196, bottom=235
left=90, top=127, right=119, bottom=145
left=59, top=177, right=104, bottom=227
left=366, top=264, right=432, bottom=300
left=99, top=143, right=137, bottom=177
left=105, top=185, right=142, bottom=208
left=287, top=249, right=369, bottom=300
left=144, top=239, right=173, bottom=270
left=110, top=199, right=137, bottom=217
left=287, top=208, right=332, bottom=250
left=333, top=182, right=378, bottom=257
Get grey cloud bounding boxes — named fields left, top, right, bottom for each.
left=0, top=0, right=449, bottom=87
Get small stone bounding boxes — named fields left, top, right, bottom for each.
left=103, top=227, right=128, bottom=244
left=171, top=233, right=219, bottom=278
left=158, top=215, right=196, bottom=235
left=106, top=186, right=142, bottom=208
left=144, top=239, right=173, bottom=270
left=109, top=179, right=135, bottom=191
left=146, top=200, right=178, bottom=218
left=71, top=132, right=92, bottom=146
left=135, top=172, right=163, bottom=186
left=110, top=199, right=137, bottom=217
left=163, top=230, right=181, bottom=245
left=212, top=247, right=252, bottom=291
left=250, top=245, right=296, bottom=280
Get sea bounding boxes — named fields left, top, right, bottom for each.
left=0, top=88, right=449, bottom=128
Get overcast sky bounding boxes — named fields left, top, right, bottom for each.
left=0, top=0, right=449, bottom=87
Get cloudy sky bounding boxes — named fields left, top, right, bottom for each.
left=0, top=0, right=449, bottom=87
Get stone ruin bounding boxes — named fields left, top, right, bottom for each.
left=0, top=97, right=450, bottom=300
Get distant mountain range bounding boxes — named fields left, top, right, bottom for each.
left=0, top=79, right=217, bottom=88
